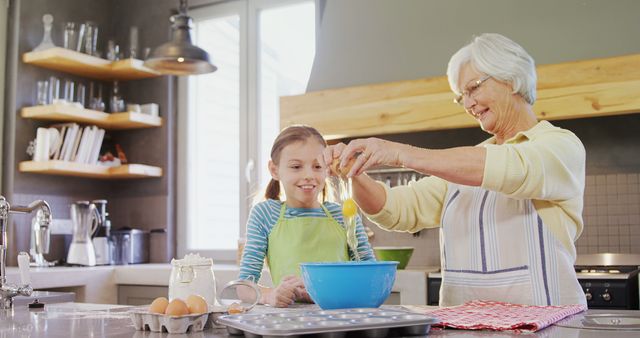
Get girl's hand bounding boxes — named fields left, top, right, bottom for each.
left=282, top=275, right=313, bottom=303
left=264, top=275, right=307, bottom=307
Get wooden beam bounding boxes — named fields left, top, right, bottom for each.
left=281, top=54, right=640, bottom=139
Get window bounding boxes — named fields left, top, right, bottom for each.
left=178, top=0, right=316, bottom=261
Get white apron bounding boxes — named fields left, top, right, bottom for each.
left=438, top=183, right=586, bottom=307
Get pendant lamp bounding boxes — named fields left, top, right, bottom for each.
left=144, top=0, right=217, bottom=75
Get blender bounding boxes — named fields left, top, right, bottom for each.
left=66, top=201, right=100, bottom=266
left=92, top=199, right=112, bottom=265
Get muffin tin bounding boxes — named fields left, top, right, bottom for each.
left=218, top=307, right=439, bottom=338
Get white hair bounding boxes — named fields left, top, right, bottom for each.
left=446, top=33, right=537, bottom=105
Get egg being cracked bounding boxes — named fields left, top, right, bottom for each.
left=148, top=297, right=169, bottom=314
left=164, top=299, right=190, bottom=316
left=185, top=294, right=208, bottom=314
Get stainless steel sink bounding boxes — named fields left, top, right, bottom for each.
left=556, top=313, right=640, bottom=331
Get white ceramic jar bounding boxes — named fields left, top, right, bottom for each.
left=168, top=254, right=217, bottom=305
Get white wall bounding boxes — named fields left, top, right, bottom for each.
left=308, top=0, right=640, bottom=91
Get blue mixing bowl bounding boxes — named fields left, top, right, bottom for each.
left=300, top=261, right=398, bottom=310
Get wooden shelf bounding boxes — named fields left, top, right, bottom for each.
left=281, top=53, right=640, bottom=139
left=21, top=104, right=162, bottom=130
left=22, top=47, right=161, bottom=81
left=19, top=161, right=163, bottom=179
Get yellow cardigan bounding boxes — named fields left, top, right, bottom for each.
left=365, top=120, right=585, bottom=258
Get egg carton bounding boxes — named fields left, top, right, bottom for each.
left=217, top=307, right=439, bottom=338
left=129, top=309, right=228, bottom=334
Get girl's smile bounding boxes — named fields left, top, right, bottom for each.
left=269, top=140, right=327, bottom=208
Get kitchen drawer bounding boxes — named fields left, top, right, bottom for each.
left=118, top=285, right=168, bottom=305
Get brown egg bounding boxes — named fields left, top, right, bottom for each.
left=185, top=294, right=208, bottom=314
left=148, top=297, right=169, bottom=314
left=330, top=157, right=356, bottom=177
left=164, top=298, right=189, bottom=316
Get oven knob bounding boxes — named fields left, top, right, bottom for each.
left=585, top=291, right=593, bottom=301
left=602, top=291, right=612, bottom=302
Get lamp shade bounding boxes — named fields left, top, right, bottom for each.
left=144, top=13, right=217, bottom=75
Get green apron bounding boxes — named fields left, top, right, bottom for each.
left=267, top=203, right=349, bottom=286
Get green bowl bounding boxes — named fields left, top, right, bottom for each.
left=373, top=247, right=414, bottom=269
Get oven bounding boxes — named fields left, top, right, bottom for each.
left=426, top=254, right=640, bottom=309
left=575, top=253, right=640, bottom=310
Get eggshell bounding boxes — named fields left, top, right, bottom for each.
left=165, top=299, right=189, bottom=316
left=227, top=302, right=246, bottom=314
left=330, top=157, right=356, bottom=177
left=185, top=294, right=208, bottom=314
left=149, top=297, right=169, bottom=314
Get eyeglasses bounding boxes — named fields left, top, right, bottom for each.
left=453, top=75, right=491, bottom=105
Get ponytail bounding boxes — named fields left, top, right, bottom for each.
left=265, top=178, right=281, bottom=200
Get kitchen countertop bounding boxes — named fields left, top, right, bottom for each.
left=4, top=264, right=439, bottom=305
left=1, top=303, right=638, bottom=337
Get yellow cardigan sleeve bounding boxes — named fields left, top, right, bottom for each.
left=364, top=175, right=448, bottom=232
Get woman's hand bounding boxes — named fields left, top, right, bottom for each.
left=262, top=275, right=309, bottom=307
left=322, top=142, right=348, bottom=177
left=329, top=138, right=408, bottom=177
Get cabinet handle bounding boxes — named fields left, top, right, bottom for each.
left=245, top=159, right=255, bottom=184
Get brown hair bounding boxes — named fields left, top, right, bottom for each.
left=265, top=125, right=327, bottom=201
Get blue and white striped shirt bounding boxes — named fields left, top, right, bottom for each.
left=239, top=199, right=375, bottom=283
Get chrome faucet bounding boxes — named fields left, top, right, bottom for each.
left=0, top=196, right=52, bottom=309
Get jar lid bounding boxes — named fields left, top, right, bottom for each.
left=171, top=253, right=213, bottom=267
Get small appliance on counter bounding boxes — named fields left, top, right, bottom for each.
left=110, top=227, right=149, bottom=264
left=66, top=201, right=100, bottom=266
left=91, top=199, right=112, bottom=265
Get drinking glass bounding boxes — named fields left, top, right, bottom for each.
left=76, top=83, right=86, bottom=107
left=48, top=76, right=60, bottom=104
left=84, top=22, right=98, bottom=55
left=107, top=40, right=120, bottom=61
left=36, top=80, right=49, bottom=105
left=128, top=26, right=138, bottom=59
left=76, top=23, right=85, bottom=52
left=63, top=79, right=75, bottom=103
left=110, top=81, right=125, bottom=113
left=63, top=22, right=78, bottom=50
left=89, top=82, right=106, bottom=111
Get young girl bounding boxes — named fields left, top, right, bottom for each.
left=239, top=125, right=375, bottom=308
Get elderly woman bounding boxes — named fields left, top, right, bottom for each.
left=323, top=33, right=586, bottom=307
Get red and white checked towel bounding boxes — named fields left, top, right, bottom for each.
left=423, top=300, right=587, bottom=333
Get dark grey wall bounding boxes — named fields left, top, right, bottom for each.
left=3, top=0, right=178, bottom=264
left=309, top=0, right=640, bottom=90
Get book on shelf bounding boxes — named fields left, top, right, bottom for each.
left=51, top=124, right=69, bottom=160
left=73, top=126, right=91, bottom=163
left=60, top=123, right=79, bottom=161
left=41, top=123, right=106, bottom=165
left=68, top=125, right=83, bottom=162
left=90, top=128, right=105, bottom=165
